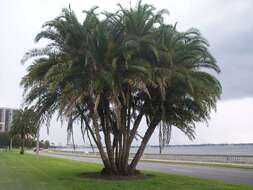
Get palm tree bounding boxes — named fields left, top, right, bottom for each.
left=21, top=2, right=221, bottom=175
left=10, top=108, right=38, bottom=154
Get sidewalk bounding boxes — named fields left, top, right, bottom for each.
left=44, top=150, right=253, bottom=170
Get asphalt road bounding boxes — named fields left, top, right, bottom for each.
left=41, top=152, right=253, bottom=186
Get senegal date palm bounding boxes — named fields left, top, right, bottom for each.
left=21, top=2, right=221, bottom=175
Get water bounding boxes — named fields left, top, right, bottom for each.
left=141, top=144, right=253, bottom=155
left=53, top=144, right=253, bottom=156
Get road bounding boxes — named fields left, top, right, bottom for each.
left=41, top=152, right=253, bottom=186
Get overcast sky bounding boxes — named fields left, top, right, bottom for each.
left=0, top=0, right=252, bottom=145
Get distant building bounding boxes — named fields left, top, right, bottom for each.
left=0, top=107, right=18, bottom=133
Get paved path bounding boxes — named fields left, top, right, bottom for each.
left=41, top=152, right=253, bottom=186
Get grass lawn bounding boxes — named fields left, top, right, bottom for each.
left=0, top=152, right=252, bottom=190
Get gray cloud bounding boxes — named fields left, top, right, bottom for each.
left=213, top=30, right=253, bottom=100
left=194, top=0, right=253, bottom=100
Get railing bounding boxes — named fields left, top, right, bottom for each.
left=49, top=149, right=253, bottom=164
left=139, top=153, right=253, bottom=164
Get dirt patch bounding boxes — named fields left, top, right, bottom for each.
left=78, top=172, right=154, bottom=181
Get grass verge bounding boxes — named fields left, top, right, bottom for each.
left=0, top=151, right=252, bottom=190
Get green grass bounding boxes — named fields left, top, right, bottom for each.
left=0, top=152, right=252, bottom=190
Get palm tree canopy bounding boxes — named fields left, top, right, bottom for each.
left=10, top=108, right=38, bottom=138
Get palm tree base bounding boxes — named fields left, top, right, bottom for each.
left=100, top=167, right=141, bottom=177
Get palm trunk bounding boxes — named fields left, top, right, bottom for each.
left=36, top=126, right=40, bottom=155
left=80, top=110, right=111, bottom=170
left=124, top=110, right=144, bottom=172
left=159, top=125, right=162, bottom=154
left=71, top=130, right=75, bottom=151
left=92, top=111, right=112, bottom=171
left=104, top=130, right=118, bottom=174
left=129, top=119, right=159, bottom=171
left=20, top=138, right=25, bottom=155
left=104, top=113, right=119, bottom=173
left=77, top=93, right=158, bottom=176
left=9, top=138, right=13, bottom=150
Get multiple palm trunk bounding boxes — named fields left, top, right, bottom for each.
left=78, top=104, right=160, bottom=175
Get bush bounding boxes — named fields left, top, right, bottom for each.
left=0, top=132, right=10, bottom=147
left=0, top=132, right=37, bottom=149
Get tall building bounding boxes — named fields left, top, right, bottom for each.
left=0, top=107, right=18, bottom=133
